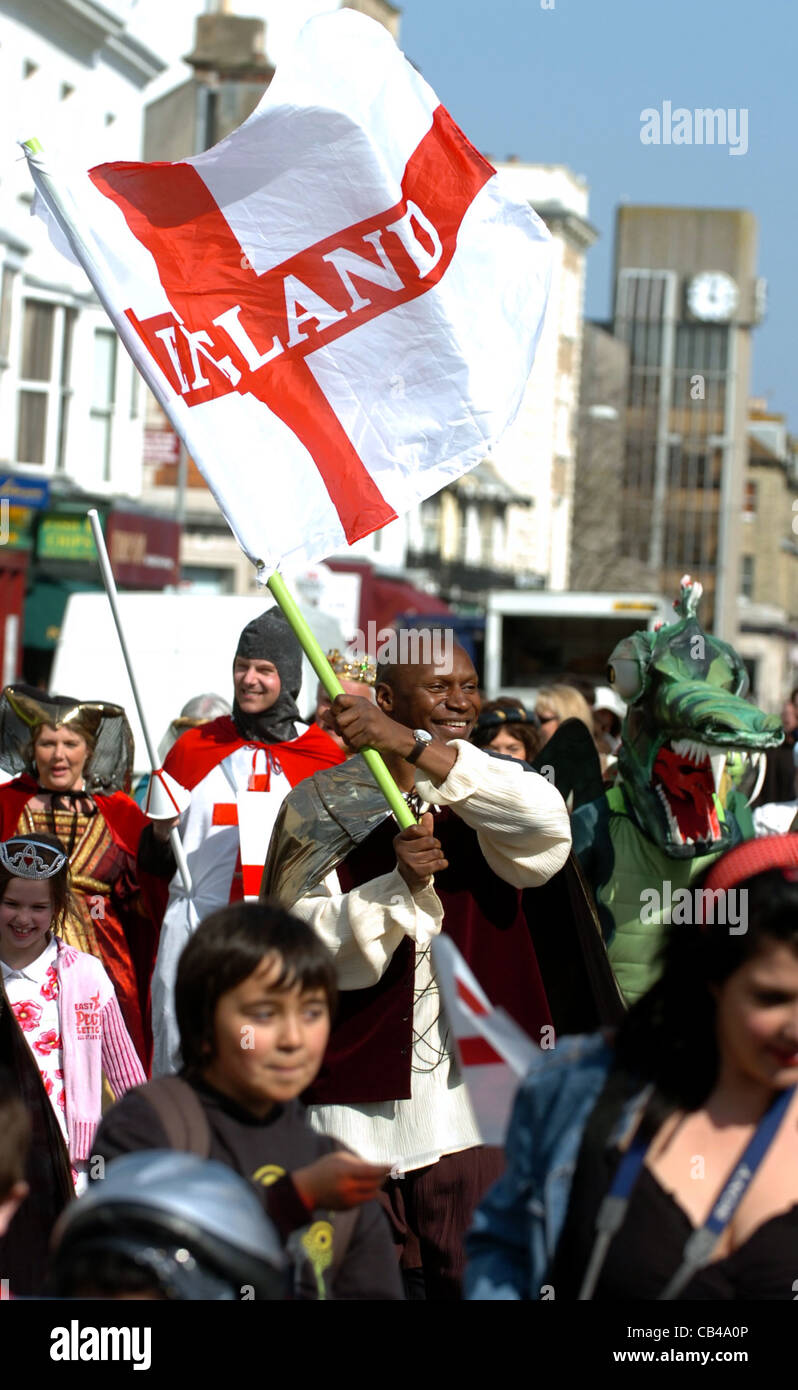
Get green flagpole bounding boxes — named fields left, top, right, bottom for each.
left=266, top=570, right=417, bottom=830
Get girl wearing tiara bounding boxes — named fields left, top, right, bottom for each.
left=0, top=834, right=145, bottom=1192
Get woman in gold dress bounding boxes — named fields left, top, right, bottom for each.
left=0, top=686, right=173, bottom=1068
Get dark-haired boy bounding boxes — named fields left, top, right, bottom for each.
left=92, top=903, right=402, bottom=1300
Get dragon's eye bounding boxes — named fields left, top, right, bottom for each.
left=607, top=658, right=643, bottom=702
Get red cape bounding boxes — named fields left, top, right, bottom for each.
left=164, top=717, right=345, bottom=790
left=0, top=774, right=150, bottom=855
left=0, top=773, right=168, bottom=945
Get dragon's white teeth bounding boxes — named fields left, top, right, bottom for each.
left=671, top=737, right=713, bottom=766
left=655, top=782, right=683, bottom=842
left=709, top=752, right=727, bottom=794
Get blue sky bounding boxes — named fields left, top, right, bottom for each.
left=398, top=0, right=796, bottom=429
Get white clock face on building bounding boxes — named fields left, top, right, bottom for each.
left=686, top=272, right=739, bottom=322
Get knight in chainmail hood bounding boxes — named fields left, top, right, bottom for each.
left=232, top=609, right=302, bottom=744
left=150, top=605, right=345, bottom=1075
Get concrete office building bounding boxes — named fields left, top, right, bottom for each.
left=570, top=321, right=642, bottom=592
left=612, top=205, right=765, bottom=636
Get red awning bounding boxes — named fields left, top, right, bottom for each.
left=325, top=559, right=453, bottom=633
left=366, top=575, right=453, bottom=633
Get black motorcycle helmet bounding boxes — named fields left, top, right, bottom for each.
left=50, top=1152, right=287, bottom=1301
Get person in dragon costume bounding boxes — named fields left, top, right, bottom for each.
left=571, top=575, right=783, bottom=1006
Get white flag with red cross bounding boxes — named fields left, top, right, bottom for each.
left=432, top=935, right=539, bottom=1145
left=25, top=9, right=551, bottom=576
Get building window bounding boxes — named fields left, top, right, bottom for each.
left=16, top=391, right=47, bottom=464
left=740, top=555, right=755, bottom=599
left=742, top=479, right=757, bottom=519
left=21, top=299, right=54, bottom=380
left=88, top=327, right=117, bottom=481
left=420, top=495, right=441, bottom=553
left=15, top=299, right=75, bottom=467
left=674, top=324, right=729, bottom=373
left=461, top=504, right=481, bottom=565
left=0, top=266, right=15, bottom=368
left=490, top=511, right=505, bottom=563
left=668, top=444, right=683, bottom=487
left=631, top=318, right=664, bottom=368
left=668, top=447, right=710, bottom=490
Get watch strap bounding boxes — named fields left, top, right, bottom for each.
left=405, top=734, right=430, bottom=765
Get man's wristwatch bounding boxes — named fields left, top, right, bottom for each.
left=405, top=728, right=434, bottom=764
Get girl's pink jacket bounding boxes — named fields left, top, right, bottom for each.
left=55, top=938, right=146, bottom=1160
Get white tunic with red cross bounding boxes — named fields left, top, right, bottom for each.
left=150, top=744, right=292, bottom=1076
left=150, top=717, right=344, bottom=1076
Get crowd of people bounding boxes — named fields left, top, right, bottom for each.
left=1, top=591, right=797, bottom=1303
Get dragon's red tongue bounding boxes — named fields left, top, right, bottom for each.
left=652, top=746, right=719, bottom=841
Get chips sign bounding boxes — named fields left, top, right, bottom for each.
left=37, top=516, right=97, bottom=563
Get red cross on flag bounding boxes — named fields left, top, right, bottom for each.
left=431, top=935, right=539, bottom=1145
left=26, top=10, right=551, bottom=575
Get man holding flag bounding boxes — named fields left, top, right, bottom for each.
left=262, top=641, right=574, bottom=1298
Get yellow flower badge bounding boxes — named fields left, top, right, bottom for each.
left=300, top=1220, right=334, bottom=1300
left=252, top=1164, right=286, bottom=1187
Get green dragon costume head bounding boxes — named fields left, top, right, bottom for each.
left=607, top=575, right=783, bottom=859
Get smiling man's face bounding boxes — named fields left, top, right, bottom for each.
left=233, top=657, right=281, bottom=715
left=377, top=645, right=481, bottom=742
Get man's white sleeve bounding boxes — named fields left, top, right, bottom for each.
left=413, top=740, right=571, bottom=888
left=291, top=867, right=443, bottom=989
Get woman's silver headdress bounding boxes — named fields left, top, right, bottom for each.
left=0, top=837, right=67, bottom=879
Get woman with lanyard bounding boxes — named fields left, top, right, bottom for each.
left=0, top=686, right=173, bottom=1069
left=465, top=834, right=798, bottom=1300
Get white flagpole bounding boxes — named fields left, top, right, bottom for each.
left=87, top=509, right=192, bottom=895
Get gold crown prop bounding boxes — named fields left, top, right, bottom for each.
left=325, top=650, right=377, bottom=686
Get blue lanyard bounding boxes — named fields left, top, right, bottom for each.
left=578, top=1085, right=796, bottom=1301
